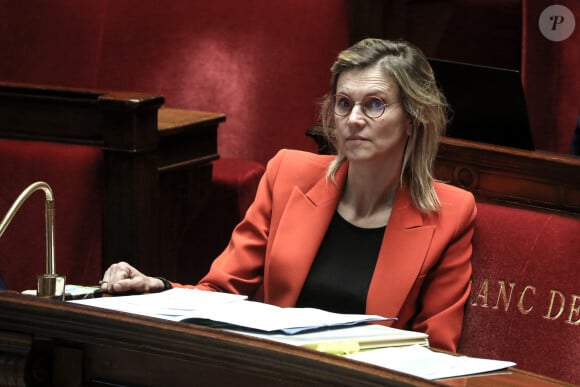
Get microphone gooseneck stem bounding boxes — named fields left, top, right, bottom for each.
left=45, top=196, right=55, bottom=275
left=0, top=181, right=56, bottom=275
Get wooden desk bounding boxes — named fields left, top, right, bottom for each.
left=0, top=292, right=568, bottom=387
left=0, top=83, right=225, bottom=280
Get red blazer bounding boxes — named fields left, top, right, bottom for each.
left=180, top=149, right=476, bottom=352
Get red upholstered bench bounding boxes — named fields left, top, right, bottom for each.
left=432, top=137, right=580, bottom=385
left=458, top=201, right=579, bottom=384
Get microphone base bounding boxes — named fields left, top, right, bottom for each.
left=37, top=274, right=66, bottom=300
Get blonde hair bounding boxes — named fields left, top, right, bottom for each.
left=320, top=38, right=448, bottom=213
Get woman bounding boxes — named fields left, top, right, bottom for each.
left=101, top=38, right=476, bottom=352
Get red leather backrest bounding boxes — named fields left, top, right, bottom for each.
left=459, top=201, right=580, bottom=384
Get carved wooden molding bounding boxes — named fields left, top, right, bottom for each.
left=436, top=137, right=580, bottom=214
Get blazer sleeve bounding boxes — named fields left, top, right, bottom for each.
left=410, top=188, right=477, bottom=352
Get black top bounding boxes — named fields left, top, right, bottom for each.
left=295, top=212, right=386, bottom=314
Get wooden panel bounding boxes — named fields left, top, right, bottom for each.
left=0, top=82, right=105, bottom=143
left=435, top=137, right=580, bottom=213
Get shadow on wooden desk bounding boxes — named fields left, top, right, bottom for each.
left=0, top=292, right=570, bottom=387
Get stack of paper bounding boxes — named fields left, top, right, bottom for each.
left=71, top=288, right=391, bottom=334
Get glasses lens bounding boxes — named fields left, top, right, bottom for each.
left=334, top=94, right=352, bottom=116
left=363, top=96, right=386, bottom=118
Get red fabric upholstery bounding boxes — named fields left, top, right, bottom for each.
left=0, top=0, right=349, bottom=165
left=458, top=201, right=580, bottom=384
left=0, top=139, right=103, bottom=291
left=176, top=158, right=265, bottom=284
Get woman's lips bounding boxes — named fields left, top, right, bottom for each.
left=346, top=135, right=369, bottom=142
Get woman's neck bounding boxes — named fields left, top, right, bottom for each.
left=338, top=161, right=402, bottom=228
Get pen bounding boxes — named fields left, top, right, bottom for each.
left=63, top=286, right=103, bottom=300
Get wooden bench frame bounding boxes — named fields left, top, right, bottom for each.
left=0, top=82, right=225, bottom=279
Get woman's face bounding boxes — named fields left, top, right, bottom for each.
left=334, top=65, right=411, bottom=166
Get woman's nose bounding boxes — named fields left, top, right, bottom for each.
left=347, top=104, right=366, bottom=125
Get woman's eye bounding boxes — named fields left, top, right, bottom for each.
left=366, top=97, right=385, bottom=110
left=337, top=97, right=351, bottom=108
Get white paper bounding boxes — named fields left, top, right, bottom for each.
left=71, top=288, right=391, bottom=333
left=180, top=299, right=390, bottom=333
left=71, top=288, right=247, bottom=318
left=346, top=344, right=516, bottom=380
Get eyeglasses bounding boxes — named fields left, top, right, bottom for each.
left=333, top=93, right=400, bottom=119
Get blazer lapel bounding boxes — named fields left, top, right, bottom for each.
left=366, top=188, right=436, bottom=318
left=265, top=163, right=436, bottom=316
left=265, top=164, right=348, bottom=306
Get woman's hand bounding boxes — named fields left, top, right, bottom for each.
left=99, top=261, right=165, bottom=294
